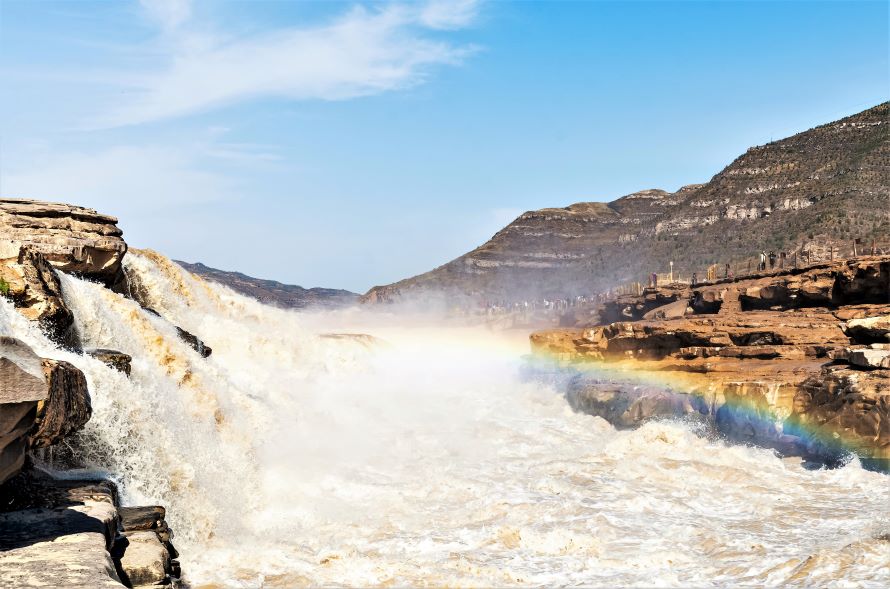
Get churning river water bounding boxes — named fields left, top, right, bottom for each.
left=1, top=250, right=887, bottom=588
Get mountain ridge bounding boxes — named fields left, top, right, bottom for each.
left=175, top=261, right=358, bottom=309
left=363, top=103, right=889, bottom=303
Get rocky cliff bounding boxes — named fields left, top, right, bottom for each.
left=176, top=260, right=358, bottom=309
left=1, top=202, right=182, bottom=587
left=364, top=103, right=889, bottom=303
left=0, top=199, right=127, bottom=284
left=529, top=256, right=890, bottom=469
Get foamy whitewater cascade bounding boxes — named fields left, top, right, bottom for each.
left=2, top=250, right=888, bottom=587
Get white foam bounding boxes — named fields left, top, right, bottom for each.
left=1, top=251, right=886, bottom=587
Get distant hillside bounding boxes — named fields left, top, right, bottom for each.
left=176, top=261, right=358, bottom=309
left=363, top=103, right=889, bottom=303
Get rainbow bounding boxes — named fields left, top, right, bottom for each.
left=523, top=346, right=890, bottom=473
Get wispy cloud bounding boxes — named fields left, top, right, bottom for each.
left=94, top=1, right=480, bottom=128
left=140, top=0, right=192, bottom=33
left=1, top=144, right=237, bottom=213
left=420, top=0, right=480, bottom=30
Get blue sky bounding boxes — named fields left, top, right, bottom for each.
left=1, top=0, right=887, bottom=292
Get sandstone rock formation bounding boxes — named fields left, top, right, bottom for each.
left=28, top=359, right=92, bottom=449
left=0, top=241, right=76, bottom=346
left=114, top=505, right=180, bottom=587
left=0, top=477, right=123, bottom=588
left=0, top=474, right=180, bottom=588
left=0, top=199, right=127, bottom=284
left=0, top=337, right=93, bottom=482
left=1, top=202, right=192, bottom=586
left=177, top=260, right=358, bottom=309
left=365, top=103, right=889, bottom=303
left=531, top=256, right=890, bottom=468
left=0, top=337, right=47, bottom=485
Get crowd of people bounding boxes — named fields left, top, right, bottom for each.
left=478, top=293, right=606, bottom=318
left=456, top=243, right=877, bottom=323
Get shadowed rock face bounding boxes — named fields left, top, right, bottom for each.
left=0, top=243, right=76, bottom=347
left=28, top=359, right=92, bottom=449
left=0, top=338, right=93, bottom=483
left=0, top=199, right=127, bottom=285
left=364, top=103, right=889, bottom=303
left=0, top=477, right=123, bottom=588
left=0, top=338, right=48, bottom=485
left=1, top=198, right=127, bottom=346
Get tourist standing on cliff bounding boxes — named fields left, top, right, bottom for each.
left=759, top=251, right=767, bottom=271
left=691, top=272, right=698, bottom=287
left=769, top=251, right=777, bottom=269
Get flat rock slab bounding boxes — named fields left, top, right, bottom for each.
left=116, top=531, right=170, bottom=588
left=0, top=501, right=123, bottom=588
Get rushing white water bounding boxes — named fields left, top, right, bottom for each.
left=2, top=250, right=888, bottom=588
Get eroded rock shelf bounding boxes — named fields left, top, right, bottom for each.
left=531, top=256, right=890, bottom=468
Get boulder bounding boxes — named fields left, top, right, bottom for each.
left=0, top=338, right=47, bottom=485
left=143, top=308, right=212, bottom=358
left=642, top=298, right=689, bottom=320
left=0, top=242, right=76, bottom=346
left=845, top=314, right=890, bottom=344
left=0, top=337, right=46, bottom=404
left=28, top=360, right=92, bottom=449
left=0, top=199, right=126, bottom=284
left=847, top=348, right=890, bottom=370
left=86, top=349, right=132, bottom=376
left=114, top=531, right=171, bottom=588
left=119, top=506, right=165, bottom=532
left=118, top=505, right=179, bottom=567
left=174, top=326, right=212, bottom=358
left=566, top=379, right=708, bottom=427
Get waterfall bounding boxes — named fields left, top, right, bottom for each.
left=2, top=250, right=888, bottom=588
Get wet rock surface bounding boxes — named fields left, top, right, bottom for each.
left=86, top=348, right=133, bottom=376
left=28, top=359, right=92, bottom=449
left=0, top=242, right=76, bottom=346
left=142, top=308, right=212, bottom=357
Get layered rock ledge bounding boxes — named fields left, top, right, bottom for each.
left=0, top=198, right=127, bottom=284
left=531, top=257, right=890, bottom=468
left=0, top=473, right=179, bottom=588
